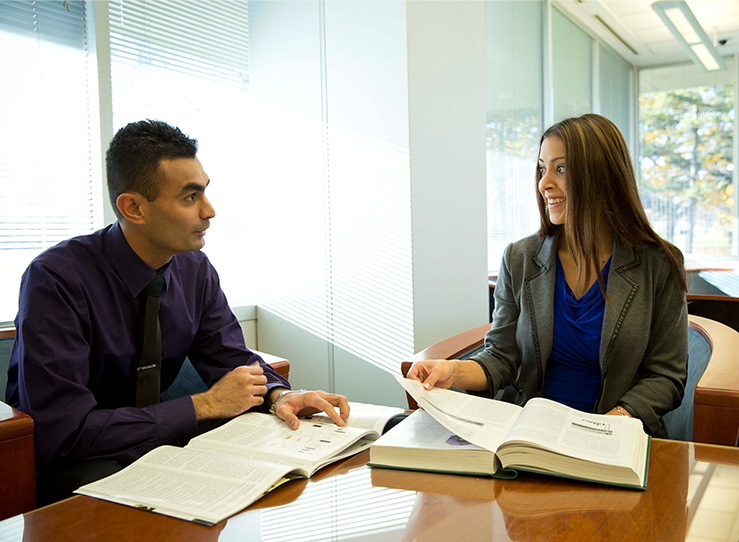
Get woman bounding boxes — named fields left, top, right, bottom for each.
left=409, top=114, right=688, bottom=437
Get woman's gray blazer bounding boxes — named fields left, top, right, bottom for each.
left=469, top=230, right=688, bottom=437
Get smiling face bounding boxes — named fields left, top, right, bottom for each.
left=138, top=157, right=216, bottom=268
left=537, top=136, right=567, bottom=225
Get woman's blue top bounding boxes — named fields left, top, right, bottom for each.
left=541, top=255, right=612, bottom=413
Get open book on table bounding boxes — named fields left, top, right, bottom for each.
left=368, top=375, right=650, bottom=489
left=76, top=402, right=404, bottom=525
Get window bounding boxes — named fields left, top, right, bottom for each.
left=485, top=0, right=543, bottom=272
left=108, top=0, right=255, bottom=305
left=639, top=62, right=736, bottom=265
left=551, top=6, right=592, bottom=123
left=599, top=43, right=632, bottom=146
left=0, top=0, right=99, bottom=323
left=250, top=2, right=415, bottom=377
left=484, top=1, right=631, bottom=274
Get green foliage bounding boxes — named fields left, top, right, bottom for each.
left=640, top=86, right=733, bottom=207
left=639, top=85, right=734, bottom=251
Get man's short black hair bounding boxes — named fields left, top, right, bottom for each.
left=106, top=120, right=198, bottom=219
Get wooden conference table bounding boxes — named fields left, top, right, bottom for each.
left=1, top=438, right=738, bottom=541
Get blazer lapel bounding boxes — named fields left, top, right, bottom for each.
left=524, top=232, right=558, bottom=387
left=600, top=237, right=640, bottom=373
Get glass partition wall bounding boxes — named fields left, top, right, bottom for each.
left=484, top=2, right=632, bottom=275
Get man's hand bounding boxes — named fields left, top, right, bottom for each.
left=270, top=389, right=350, bottom=430
left=192, top=364, right=268, bottom=421
left=407, top=359, right=457, bottom=390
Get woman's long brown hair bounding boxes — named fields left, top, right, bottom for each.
left=536, top=114, right=688, bottom=296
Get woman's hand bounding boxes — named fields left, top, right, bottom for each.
left=408, top=359, right=490, bottom=392
left=407, top=359, right=457, bottom=390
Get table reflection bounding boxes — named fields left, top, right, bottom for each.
left=370, top=440, right=739, bottom=542
left=2, top=441, right=739, bottom=541
left=686, top=458, right=739, bottom=540
left=219, top=466, right=416, bottom=541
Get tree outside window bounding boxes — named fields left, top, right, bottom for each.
left=639, top=84, right=735, bottom=258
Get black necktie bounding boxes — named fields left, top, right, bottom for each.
left=136, top=274, right=165, bottom=408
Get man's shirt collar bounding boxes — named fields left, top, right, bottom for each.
left=104, top=221, right=173, bottom=297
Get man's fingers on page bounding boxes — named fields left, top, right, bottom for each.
left=336, top=395, right=350, bottom=421
left=302, top=392, right=346, bottom=426
left=276, top=405, right=300, bottom=430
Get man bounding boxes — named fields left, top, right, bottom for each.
left=5, top=120, right=349, bottom=505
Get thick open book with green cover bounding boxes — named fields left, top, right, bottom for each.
left=369, top=376, right=650, bottom=490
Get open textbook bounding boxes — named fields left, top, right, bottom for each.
left=76, top=402, right=403, bottom=524
left=368, top=375, right=650, bottom=489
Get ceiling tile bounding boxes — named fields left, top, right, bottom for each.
left=633, top=26, right=677, bottom=44
left=600, top=0, right=654, bottom=17
left=648, top=40, right=694, bottom=56
left=621, top=11, right=673, bottom=33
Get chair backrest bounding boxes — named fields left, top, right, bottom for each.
left=0, top=327, right=15, bottom=400
left=400, top=362, right=417, bottom=410
left=161, top=351, right=290, bottom=402
left=662, top=322, right=712, bottom=441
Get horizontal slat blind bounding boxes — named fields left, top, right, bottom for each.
left=0, top=0, right=97, bottom=322
left=108, top=0, right=254, bottom=305
left=108, top=0, right=248, bottom=82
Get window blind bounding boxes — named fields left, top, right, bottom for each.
left=0, top=0, right=98, bottom=322
left=108, top=0, right=255, bottom=305
left=108, top=0, right=248, bottom=87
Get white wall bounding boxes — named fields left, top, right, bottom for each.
left=239, top=319, right=257, bottom=349
left=407, top=1, right=489, bottom=351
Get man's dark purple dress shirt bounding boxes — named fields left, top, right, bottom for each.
left=5, top=222, right=288, bottom=472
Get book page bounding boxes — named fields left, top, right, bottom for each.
left=394, top=375, right=522, bottom=452
left=304, top=401, right=405, bottom=434
left=499, top=398, right=642, bottom=467
left=186, top=412, right=374, bottom=475
left=76, top=446, right=296, bottom=525
left=375, top=409, right=488, bottom=451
